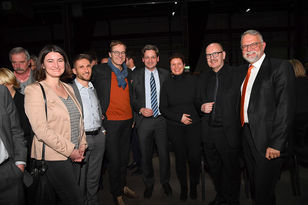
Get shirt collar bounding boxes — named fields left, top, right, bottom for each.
left=75, top=78, right=93, bottom=90
left=252, top=53, right=266, bottom=69
left=145, top=67, right=158, bottom=75
left=210, top=64, right=226, bottom=76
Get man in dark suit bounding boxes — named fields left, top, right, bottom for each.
left=92, top=41, right=137, bottom=205
left=0, top=85, right=27, bottom=205
left=131, top=44, right=171, bottom=198
left=198, top=43, right=243, bottom=205
left=240, top=30, right=295, bottom=205
left=71, top=54, right=106, bottom=205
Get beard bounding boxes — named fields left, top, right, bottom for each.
left=243, top=51, right=260, bottom=63
left=77, top=73, right=91, bottom=81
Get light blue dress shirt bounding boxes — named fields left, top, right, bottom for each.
left=144, top=68, right=161, bottom=115
left=75, top=79, right=101, bottom=132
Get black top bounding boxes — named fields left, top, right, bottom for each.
left=295, top=77, right=308, bottom=114
left=204, top=66, right=229, bottom=126
left=13, top=91, right=33, bottom=148
left=160, top=73, right=200, bottom=126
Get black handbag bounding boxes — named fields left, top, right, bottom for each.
left=27, top=83, right=56, bottom=205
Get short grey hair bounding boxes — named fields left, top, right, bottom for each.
left=9, top=47, right=30, bottom=62
left=240, top=29, right=264, bottom=44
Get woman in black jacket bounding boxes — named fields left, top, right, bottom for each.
left=160, top=53, right=201, bottom=201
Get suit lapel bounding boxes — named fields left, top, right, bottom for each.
left=72, top=81, right=83, bottom=112
left=40, top=81, right=68, bottom=113
left=138, top=68, right=145, bottom=107
left=62, top=83, right=83, bottom=116
left=248, top=57, right=270, bottom=111
left=157, top=68, right=165, bottom=87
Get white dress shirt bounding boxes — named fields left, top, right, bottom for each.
left=241, top=53, right=266, bottom=123
left=144, top=68, right=161, bottom=115
left=0, top=138, right=9, bottom=164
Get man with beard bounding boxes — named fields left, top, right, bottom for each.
left=198, top=43, right=243, bottom=205
left=240, top=30, right=295, bottom=205
left=9, top=47, right=34, bottom=94
left=92, top=41, right=138, bottom=205
left=71, top=54, right=106, bottom=205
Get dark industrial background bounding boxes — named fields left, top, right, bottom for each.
left=1, top=0, right=307, bottom=72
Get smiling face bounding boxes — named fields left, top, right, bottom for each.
left=43, top=52, right=65, bottom=79
left=142, top=50, right=159, bottom=71
left=170, top=58, right=185, bottom=75
left=241, top=34, right=266, bottom=64
left=73, top=58, right=92, bottom=82
left=109, top=44, right=126, bottom=69
left=11, top=52, right=30, bottom=74
left=205, top=43, right=225, bottom=72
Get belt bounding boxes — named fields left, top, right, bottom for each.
left=85, top=128, right=100, bottom=135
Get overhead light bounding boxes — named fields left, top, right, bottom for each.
left=172, top=11, right=176, bottom=16
left=175, top=1, right=178, bottom=4
left=246, top=8, right=251, bottom=12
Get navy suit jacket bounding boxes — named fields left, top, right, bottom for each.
left=131, top=67, right=169, bottom=127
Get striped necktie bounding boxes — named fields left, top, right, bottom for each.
left=150, top=72, right=159, bottom=117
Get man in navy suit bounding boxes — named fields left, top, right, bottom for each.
left=131, top=44, right=171, bottom=198
left=0, top=85, right=27, bottom=205
left=240, top=30, right=295, bottom=205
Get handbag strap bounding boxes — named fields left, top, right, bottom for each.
left=38, top=83, right=47, bottom=160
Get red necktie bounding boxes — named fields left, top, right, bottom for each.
left=240, top=65, right=254, bottom=126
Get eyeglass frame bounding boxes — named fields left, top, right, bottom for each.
left=111, top=51, right=126, bottom=56
left=205, top=51, right=224, bottom=59
left=240, top=42, right=263, bottom=50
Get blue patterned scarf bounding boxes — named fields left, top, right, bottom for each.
left=107, top=58, right=128, bottom=89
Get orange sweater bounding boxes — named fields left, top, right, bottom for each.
left=106, top=72, right=133, bottom=120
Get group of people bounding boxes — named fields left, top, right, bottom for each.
left=0, top=28, right=302, bottom=205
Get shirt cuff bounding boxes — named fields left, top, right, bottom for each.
left=15, top=161, right=26, bottom=166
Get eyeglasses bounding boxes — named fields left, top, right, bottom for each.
left=111, top=51, right=126, bottom=56
left=241, top=42, right=262, bottom=50
left=206, top=51, right=223, bottom=59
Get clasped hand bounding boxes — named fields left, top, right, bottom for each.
left=140, top=108, right=153, bottom=117
left=70, top=146, right=86, bottom=162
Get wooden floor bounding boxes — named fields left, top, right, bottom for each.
left=99, top=153, right=308, bottom=205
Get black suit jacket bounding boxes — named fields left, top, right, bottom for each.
left=197, top=65, right=246, bottom=148
left=0, top=85, right=27, bottom=163
left=131, top=67, right=169, bottom=127
left=91, top=63, right=133, bottom=120
left=241, top=56, right=295, bottom=155
left=13, top=91, right=33, bottom=149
